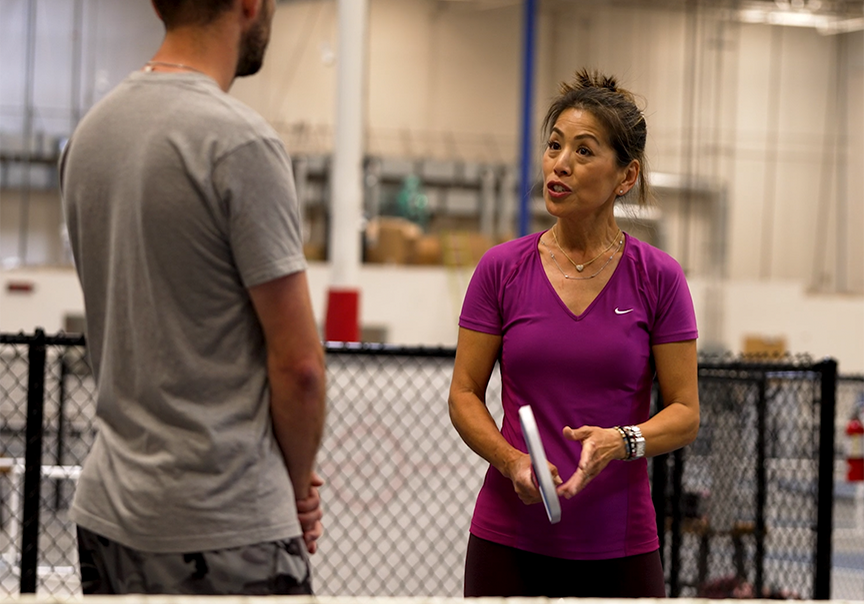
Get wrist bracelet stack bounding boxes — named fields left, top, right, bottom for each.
left=615, top=425, right=646, bottom=460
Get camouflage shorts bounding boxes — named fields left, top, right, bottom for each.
left=76, top=526, right=313, bottom=595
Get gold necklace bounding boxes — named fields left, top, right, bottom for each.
left=143, top=61, right=206, bottom=75
left=552, top=225, right=621, bottom=273
left=540, top=233, right=624, bottom=280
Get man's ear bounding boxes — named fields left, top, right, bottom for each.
left=239, top=0, right=263, bottom=20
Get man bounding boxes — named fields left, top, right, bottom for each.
left=60, top=0, right=327, bottom=594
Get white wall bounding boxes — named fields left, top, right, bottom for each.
left=231, top=0, right=526, bottom=161
left=1, top=0, right=163, bottom=265
left=3, top=2, right=862, bottom=281
left=2, top=266, right=862, bottom=374
left=717, top=279, right=864, bottom=371
left=0, top=188, right=68, bottom=266
left=0, top=0, right=162, bottom=138
left=0, top=264, right=467, bottom=346
left=238, top=1, right=863, bottom=289
left=0, top=267, right=83, bottom=334
left=0, top=0, right=861, bottom=371
left=846, top=33, right=864, bottom=291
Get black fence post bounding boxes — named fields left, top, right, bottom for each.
left=814, top=358, right=837, bottom=600
left=651, top=386, right=669, bottom=584
left=669, top=448, right=684, bottom=597
left=20, top=328, right=47, bottom=594
left=652, top=452, right=668, bottom=571
left=755, top=375, right=767, bottom=596
left=54, top=354, right=68, bottom=510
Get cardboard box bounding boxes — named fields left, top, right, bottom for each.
left=411, top=234, right=443, bottom=265
left=303, top=242, right=326, bottom=261
left=440, top=231, right=495, bottom=267
left=365, top=218, right=422, bottom=264
left=742, top=335, right=787, bottom=358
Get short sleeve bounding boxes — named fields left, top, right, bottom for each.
left=650, top=256, right=699, bottom=346
left=459, top=250, right=504, bottom=335
left=214, top=138, right=307, bottom=288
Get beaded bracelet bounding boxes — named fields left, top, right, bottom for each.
left=614, top=426, right=631, bottom=459
left=615, top=425, right=645, bottom=460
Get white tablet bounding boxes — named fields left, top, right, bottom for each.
left=518, top=405, right=561, bottom=524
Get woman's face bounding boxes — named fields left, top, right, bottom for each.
left=541, top=107, right=633, bottom=220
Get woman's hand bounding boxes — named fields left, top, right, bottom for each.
left=557, top=426, right=625, bottom=499
left=504, top=452, right=562, bottom=505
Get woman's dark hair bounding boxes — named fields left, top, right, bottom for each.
left=542, top=68, right=651, bottom=206
left=152, top=0, right=235, bottom=29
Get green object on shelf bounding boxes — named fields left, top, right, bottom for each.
left=396, top=174, right=429, bottom=231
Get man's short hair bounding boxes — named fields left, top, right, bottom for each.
left=152, top=0, right=236, bottom=29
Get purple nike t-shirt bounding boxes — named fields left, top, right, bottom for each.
left=459, top=231, right=698, bottom=560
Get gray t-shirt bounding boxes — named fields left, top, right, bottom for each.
left=61, top=71, right=307, bottom=552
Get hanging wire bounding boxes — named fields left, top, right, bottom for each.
left=758, top=25, right=784, bottom=279
left=810, top=33, right=841, bottom=292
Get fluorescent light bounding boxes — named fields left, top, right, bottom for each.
left=739, top=8, right=829, bottom=27
left=817, top=17, right=864, bottom=34
left=738, top=8, right=864, bottom=33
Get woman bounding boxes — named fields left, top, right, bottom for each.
left=448, top=69, right=700, bottom=597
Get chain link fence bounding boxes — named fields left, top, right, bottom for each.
left=0, top=332, right=856, bottom=599
left=658, top=357, right=837, bottom=599
left=312, top=345, right=500, bottom=596
left=0, top=332, right=91, bottom=596
left=0, top=340, right=29, bottom=594
left=834, top=376, right=864, bottom=599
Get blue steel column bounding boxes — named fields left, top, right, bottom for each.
left=517, top=0, right=537, bottom=237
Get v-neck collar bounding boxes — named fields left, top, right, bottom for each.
left=534, top=229, right=628, bottom=320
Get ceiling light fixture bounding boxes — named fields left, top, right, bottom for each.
left=738, top=6, right=863, bottom=34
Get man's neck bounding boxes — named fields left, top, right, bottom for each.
left=150, top=23, right=240, bottom=92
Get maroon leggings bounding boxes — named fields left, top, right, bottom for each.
left=464, top=534, right=667, bottom=598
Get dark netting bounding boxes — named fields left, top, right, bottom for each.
left=658, top=356, right=836, bottom=599
left=1, top=334, right=94, bottom=596
left=0, top=334, right=855, bottom=598
left=311, top=345, right=502, bottom=596
left=834, top=376, right=864, bottom=599
left=1, top=342, right=29, bottom=594
left=39, top=343, right=94, bottom=594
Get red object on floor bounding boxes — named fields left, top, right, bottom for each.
left=325, top=288, right=360, bottom=342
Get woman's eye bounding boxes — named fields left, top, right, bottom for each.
left=577, top=147, right=591, bottom=156
left=546, top=140, right=560, bottom=150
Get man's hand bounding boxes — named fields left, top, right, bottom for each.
left=296, top=471, right=324, bottom=554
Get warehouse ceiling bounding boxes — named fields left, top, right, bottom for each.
left=434, top=0, right=863, bottom=17
left=274, top=0, right=863, bottom=32
left=277, top=0, right=863, bottom=16
left=430, top=0, right=863, bottom=32
left=591, top=0, right=861, bottom=17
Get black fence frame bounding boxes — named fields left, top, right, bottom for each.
left=1, top=329, right=85, bottom=593
left=655, top=356, right=837, bottom=599
left=1, top=331, right=837, bottom=598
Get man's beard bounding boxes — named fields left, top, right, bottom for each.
left=235, top=13, right=269, bottom=77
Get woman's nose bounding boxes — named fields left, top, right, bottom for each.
left=554, top=153, right=571, bottom=176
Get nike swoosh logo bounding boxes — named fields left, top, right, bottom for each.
left=615, top=308, right=634, bottom=315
